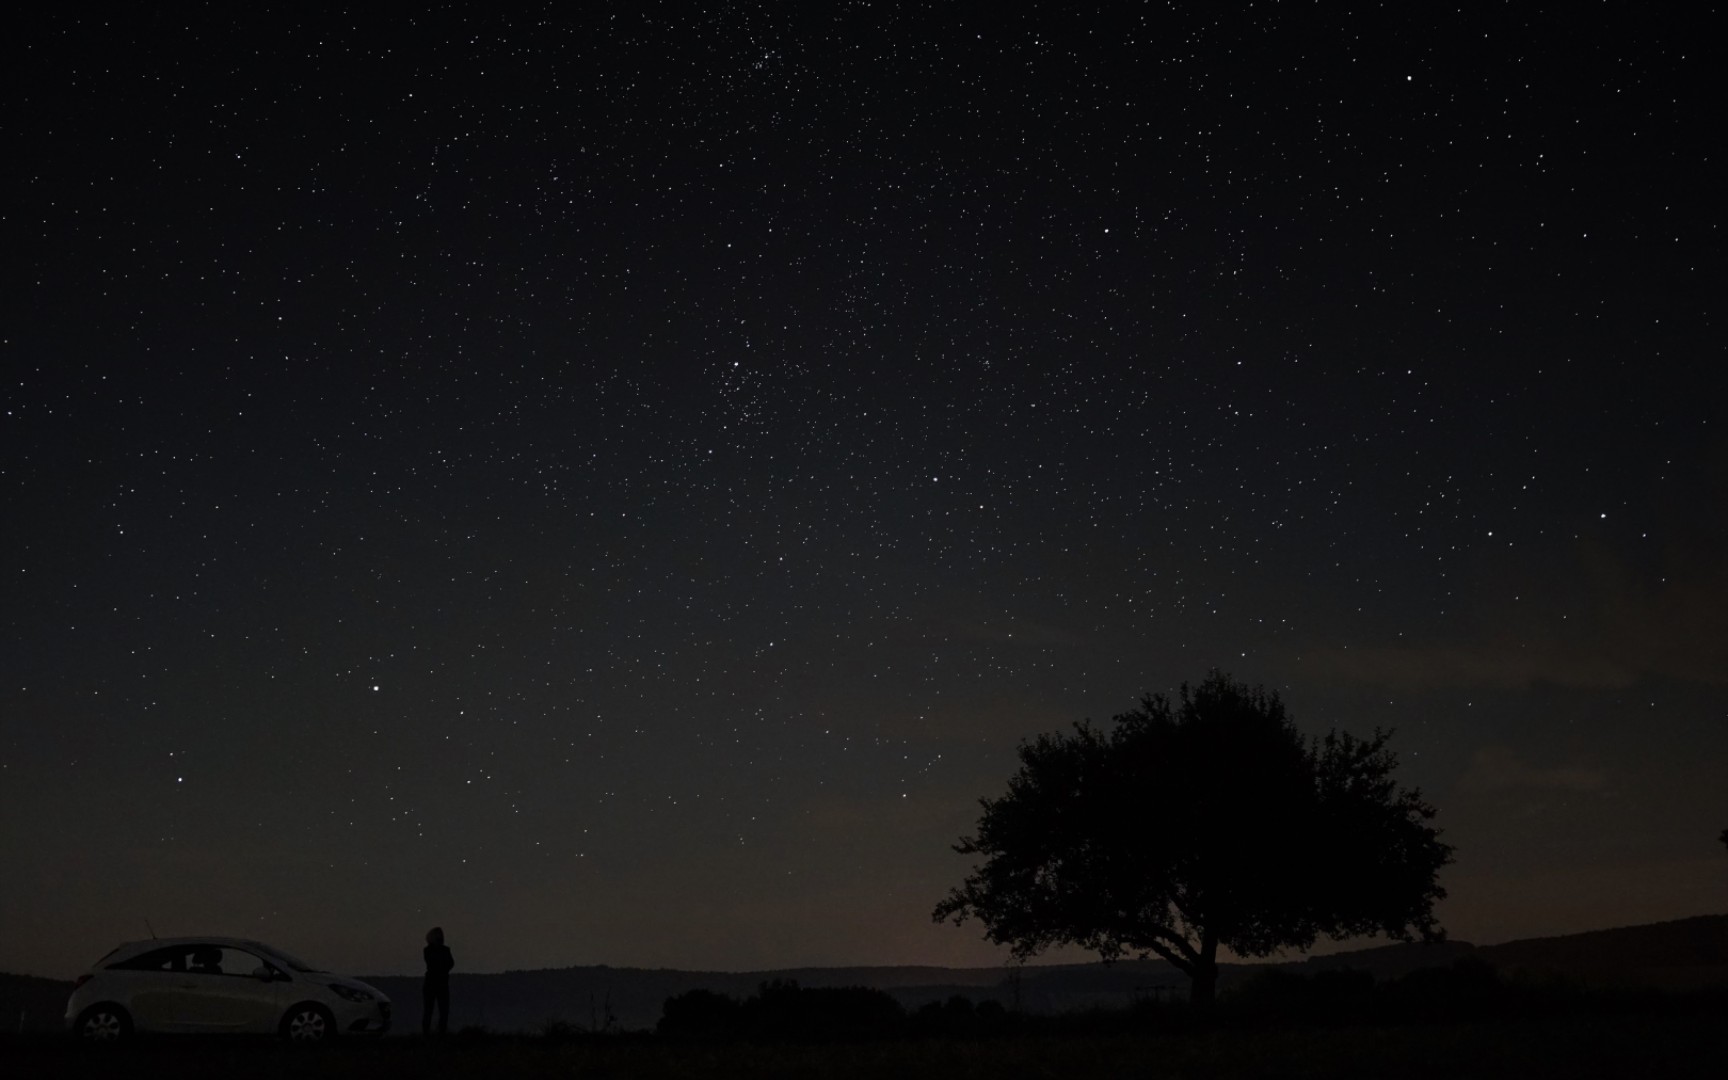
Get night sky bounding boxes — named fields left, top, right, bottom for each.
left=4, top=4, right=1724, bottom=980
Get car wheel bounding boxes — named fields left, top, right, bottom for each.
left=76, top=1004, right=132, bottom=1043
left=280, top=1003, right=334, bottom=1042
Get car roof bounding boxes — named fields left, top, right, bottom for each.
left=97, top=937, right=290, bottom=963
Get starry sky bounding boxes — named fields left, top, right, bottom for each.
left=3, top=4, right=1725, bottom=980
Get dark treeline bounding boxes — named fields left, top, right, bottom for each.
left=656, top=980, right=1006, bottom=1041
left=1220, top=959, right=1728, bottom=1029
left=647, top=963, right=1726, bottom=1044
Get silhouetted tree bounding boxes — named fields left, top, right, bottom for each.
left=658, top=988, right=742, bottom=1038
left=934, top=672, right=1453, bottom=1007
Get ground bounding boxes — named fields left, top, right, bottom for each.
left=7, top=1012, right=1725, bottom=1080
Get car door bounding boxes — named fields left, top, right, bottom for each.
left=224, top=949, right=286, bottom=1033
left=107, top=946, right=193, bottom=1032
left=174, top=946, right=281, bottom=1031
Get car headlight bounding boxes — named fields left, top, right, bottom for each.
left=328, top=984, right=373, bottom=1003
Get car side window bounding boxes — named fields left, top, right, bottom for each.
left=109, top=946, right=187, bottom=972
left=106, top=943, right=281, bottom=978
left=186, top=946, right=226, bottom=975
left=183, top=946, right=273, bottom=978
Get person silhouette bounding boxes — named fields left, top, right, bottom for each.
left=422, top=926, right=453, bottom=1036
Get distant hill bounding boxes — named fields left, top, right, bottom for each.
left=1286, top=914, right=1728, bottom=993
left=10, top=914, right=1724, bottom=1034
left=1477, top=914, right=1728, bottom=992
left=357, top=914, right=1728, bottom=1032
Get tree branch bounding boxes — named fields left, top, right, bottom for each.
left=1136, top=917, right=1201, bottom=967
left=1134, top=936, right=1197, bottom=978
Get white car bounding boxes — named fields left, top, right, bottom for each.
left=66, top=936, right=390, bottom=1041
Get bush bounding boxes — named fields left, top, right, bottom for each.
left=910, top=995, right=1017, bottom=1037
left=744, top=980, right=906, bottom=1041
left=657, top=988, right=743, bottom=1038
left=1225, top=967, right=1372, bottom=1023
left=659, top=981, right=906, bottom=1041
left=1382, top=956, right=1504, bottom=1021
left=537, top=1018, right=583, bottom=1042
left=1224, top=958, right=1507, bottom=1026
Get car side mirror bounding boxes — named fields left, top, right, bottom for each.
left=252, top=967, right=275, bottom=981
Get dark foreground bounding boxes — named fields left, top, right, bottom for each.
left=5, top=1014, right=1724, bottom=1080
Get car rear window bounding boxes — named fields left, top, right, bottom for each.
left=109, top=946, right=188, bottom=972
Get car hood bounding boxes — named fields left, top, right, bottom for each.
left=322, top=975, right=389, bottom=1001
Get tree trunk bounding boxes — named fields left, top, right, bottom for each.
left=1189, top=930, right=1219, bottom=1010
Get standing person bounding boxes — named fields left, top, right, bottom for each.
left=422, top=926, right=453, bottom=1036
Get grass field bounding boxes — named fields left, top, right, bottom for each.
left=5, top=1011, right=1724, bottom=1080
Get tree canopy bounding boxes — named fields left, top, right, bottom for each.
left=933, top=672, right=1453, bottom=1005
